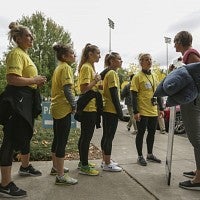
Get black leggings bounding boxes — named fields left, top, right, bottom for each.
left=51, top=113, right=71, bottom=158
left=78, top=112, right=97, bottom=166
left=0, top=114, right=32, bottom=166
left=136, top=116, right=158, bottom=156
left=101, top=112, right=118, bottom=155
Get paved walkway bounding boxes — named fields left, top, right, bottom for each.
left=3, top=121, right=200, bottom=199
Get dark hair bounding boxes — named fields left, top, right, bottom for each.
left=78, top=43, right=99, bottom=72
left=174, top=31, right=193, bottom=47
left=53, top=43, right=73, bottom=61
left=129, top=74, right=134, bottom=80
left=104, top=52, right=119, bottom=67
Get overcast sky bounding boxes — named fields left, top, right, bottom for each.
left=1, top=0, right=200, bottom=72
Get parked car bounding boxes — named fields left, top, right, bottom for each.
left=120, top=101, right=130, bottom=122
left=163, top=105, right=185, bottom=134
left=120, top=101, right=185, bottom=134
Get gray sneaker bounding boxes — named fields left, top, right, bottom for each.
left=146, top=155, right=161, bottom=163
left=137, top=156, right=147, bottom=166
left=55, top=174, right=78, bottom=185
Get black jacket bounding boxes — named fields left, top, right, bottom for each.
left=121, top=83, right=132, bottom=106
left=0, top=85, right=42, bottom=128
left=74, top=90, right=103, bottom=128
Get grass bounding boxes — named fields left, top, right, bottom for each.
left=0, top=116, right=102, bottom=161
left=0, top=116, right=81, bottom=161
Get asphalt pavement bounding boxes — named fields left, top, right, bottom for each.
left=2, top=120, right=200, bottom=200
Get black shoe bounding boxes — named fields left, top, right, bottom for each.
left=127, top=126, right=130, bottom=131
left=0, top=182, right=27, bottom=198
left=179, top=180, right=200, bottom=191
left=19, top=164, right=42, bottom=176
left=146, top=155, right=161, bottom=163
left=137, top=156, right=147, bottom=166
left=183, top=171, right=196, bottom=178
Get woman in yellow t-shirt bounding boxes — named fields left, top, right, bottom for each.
left=130, top=53, right=164, bottom=166
left=101, top=52, right=123, bottom=172
left=0, top=22, right=46, bottom=198
left=77, top=43, right=101, bottom=176
left=50, top=43, right=78, bottom=185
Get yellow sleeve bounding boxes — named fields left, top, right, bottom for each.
left=6, top=51, right=24, bottom=76
left=79, top=65, right=93, bottom=85
left=107, top=70, right=118, bottom=88
left=61, top=65, right=73, bottom=86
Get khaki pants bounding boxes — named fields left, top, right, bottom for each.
left=127, top=105, right=137, bottom=131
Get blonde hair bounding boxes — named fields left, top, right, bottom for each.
left=8, top=22, right=29, bottom=45
left=138, top=53, right=151, bottom=65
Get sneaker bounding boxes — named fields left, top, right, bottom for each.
left=183, top=171, right=196, bottom=178
left=160, top=129, right=166, bottom=134
left=132, top=130, right=138, bottom=135
left=50, top=167, right=69, bottom=175
left=103, top=163, right=122, bottom=172
left=55, top=174, right=78, bottom=185
left=101, top=160, right=119, bottom=168
left=146, top=155, right=161, bottom=163
left=179, top=180, right=200, bottom=191
left=137, top=156, right=147, bottom=166
left=77, top=162, right=96, bottom=169
left=0, top=182, right=27, bottom=198
left=79, top=165, right=99, bottom=176
left=18, top=164, right=42, bottom=176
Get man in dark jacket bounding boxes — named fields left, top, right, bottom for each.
left=121, top=74, right=138, bottom=134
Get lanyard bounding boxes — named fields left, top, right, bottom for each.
left=144, top=74, right=155, bottom=92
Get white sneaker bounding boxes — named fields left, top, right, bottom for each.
left=103, top=163, right=122, bottom=172
left=101, top=160, right=119, bottom=168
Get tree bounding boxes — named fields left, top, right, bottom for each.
left=117, top=68, right=129, bottom=89
left=5, top=11, right=75, bottom=97
left=0, top=63, right=7, bottom=94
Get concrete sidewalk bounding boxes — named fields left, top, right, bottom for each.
left=4, top=121, right=200, bottom=199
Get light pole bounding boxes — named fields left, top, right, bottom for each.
left=108, top=18, right=114, bottom=53
left=164, top=36, right=171, bottom=74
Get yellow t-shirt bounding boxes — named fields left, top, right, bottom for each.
left=130, top=71, right=159, bottom=116
left=103, top=70, right=120, bottom=114
left=51, top=61, right=74, bottom=119
left=78, top=62, right=97, bottom=112
left=6, top=47, right=38, bottom=89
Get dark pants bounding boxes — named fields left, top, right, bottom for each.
left=51, top=113, right=71, bottom=158
left=0, top=114, right=32, bottom=166
left=101, top=112, right=118, bottom=155
left=181, top=97, right=200, bottom=170
left=136, top=116, right=158, bottom=156
left=78, top=112, right=97, bottom=166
